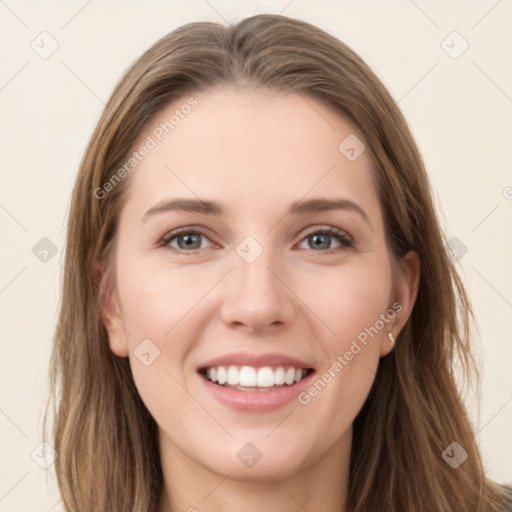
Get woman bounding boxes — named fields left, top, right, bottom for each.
left=44, top=13, right=512, bottom=512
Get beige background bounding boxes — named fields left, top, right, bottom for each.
left=1, top=0, right=511, bottom=509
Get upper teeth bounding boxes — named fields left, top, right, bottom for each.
left=205, top=366, right=307, bottom=387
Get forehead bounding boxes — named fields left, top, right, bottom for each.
left=122, top=86, right=380, bottom=221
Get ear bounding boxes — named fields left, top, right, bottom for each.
left=380, top=250, right=420, bottom=357
left=95, top=262, right=129, bottom=358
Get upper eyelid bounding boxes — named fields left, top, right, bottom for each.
left=301, top=225, right=351, bottom=240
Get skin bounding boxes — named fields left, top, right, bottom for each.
left=101, top=85, right=420, bottom=512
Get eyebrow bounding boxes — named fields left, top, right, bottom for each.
left=142, top=197, right=371, bottom=227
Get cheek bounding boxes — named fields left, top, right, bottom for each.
left=116, top=254, right=206, bottom=339
left=295, top=265, right=390, bottom=427
left=115, top=255, right=222, bottom=395
left=114, top=256, right=196, bottom=398
left=298, top=258, right=391, bottom=395
left=118, top=263, right=199, bottom=427
left=300, top=257, right=392, bottom=341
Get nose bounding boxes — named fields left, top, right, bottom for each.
left=220, top=248, right=296, bottom=334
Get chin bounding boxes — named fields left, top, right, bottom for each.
left=193, top=438, right=312, bottom=482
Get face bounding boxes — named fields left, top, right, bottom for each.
left=101, top=85, right=418, bottom=483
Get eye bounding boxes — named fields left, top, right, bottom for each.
left=159, top=227, right=214, bottom=253
left=296, top=226, right=353, bottom=254
left=158, top=225, right=354, bottom=255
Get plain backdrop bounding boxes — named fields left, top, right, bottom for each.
left=0, top=1, right=511, bottom=510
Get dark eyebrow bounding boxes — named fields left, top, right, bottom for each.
left=142, top=197, right=371, bottom=228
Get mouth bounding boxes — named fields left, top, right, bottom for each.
left=198, top=365, right=315, bottom=392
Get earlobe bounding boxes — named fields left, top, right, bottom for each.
left=379, top=332, right=396, bottom=358
left=95, top=262, right=129, bottom=358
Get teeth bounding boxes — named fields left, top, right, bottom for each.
left=227, top=366, right=238, bottom=385
left=239, top=366, right=257, bottom=386
left=274, top=367, right=286, bottom=385
left=217, top=366, right=227, bottom=385
left=285, top=367, right=296, bottom=385
left=204, top=365, right=309, bottom=388
left=257, top=367, right=274, bottom=387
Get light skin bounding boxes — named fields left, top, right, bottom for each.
left=100, top=85, right=419, bottom=512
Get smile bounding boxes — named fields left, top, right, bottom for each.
left=200, top=365, right=314, bottom=391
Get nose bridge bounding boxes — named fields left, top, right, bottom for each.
left=220, top=236, right=294, bottom=330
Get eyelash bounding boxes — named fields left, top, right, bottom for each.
left=158, top=225, right=354, bottom=256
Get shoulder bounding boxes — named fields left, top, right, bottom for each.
left=499, top=484, right=512, bottom=512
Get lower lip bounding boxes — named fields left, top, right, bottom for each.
left=198, top=371, right=315, bottom=412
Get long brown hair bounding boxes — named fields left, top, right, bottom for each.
left=44, top=14, right=512, bottom=511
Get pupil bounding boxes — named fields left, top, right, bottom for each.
left=311, top=234, right=329, bottom=250
left=179, top=234, right=200, bottom=249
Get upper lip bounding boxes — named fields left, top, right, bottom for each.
left=198, top=352, right=315, bottom=370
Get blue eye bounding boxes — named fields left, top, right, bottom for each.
left=160, top=228, right=212, bottom=252
left=159, top=226, right=353, bottom=255
left=297, top=227, right=353, bottom=254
